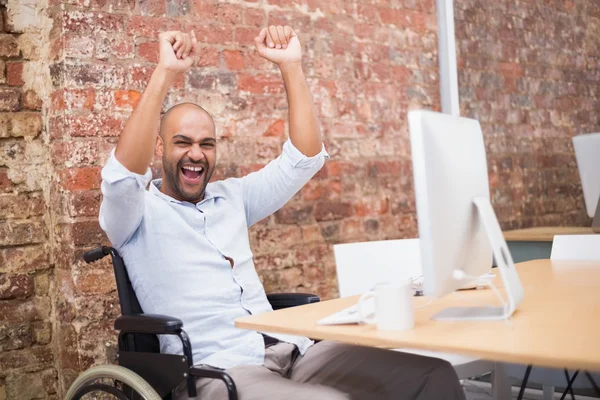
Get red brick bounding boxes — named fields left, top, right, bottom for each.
left=185, top=23, right=234, bottom=45
left=63, top=63, right=125, bottom=88
left=52, top=88, right=96, bottom=111
left=140, top=0, right=167, bottom=16
left=268, top=11, right=311, bottom=32
left=23, top=90, right=42, bottom=111
left=314, top=202, right=353, bottom=221
left=301, top=181, right=324, bottom=201
left=0, top=343, right=54, bottom=372
left=64, top=35, right=95, bottom=59
left=244, top=8, right=267, bottom=27
left=69, top=220, right=107, bottom=246
left=235, top=27, right=259, bottom=45
left=73, top=269, right=116, bottom=295
left=95, top=35, right=134, bottom=60
left=63, top=113, right=125, bottom=137
left=137, top=41, right=158, bottom=63
left=357, top=3, right=380, bottom=21
left=64, top=11, right=124, bottom=34
left=223, top=49, right=245, bottom=70
left=263, top=120, right=285, bottom=137
left=58, top=166, right=102, bottom=191
left=0, top=193, right=45, bottom=219
left=0, top=245, right=49, bottom=273
left=237, top=73, right=283, bottom=94
left=498, top=61, right=523, bottom=78
left=127, top=16, right=178, bottom=37
left=378, top=7, right=429, bottom=31
left=0, top=34, right=19, bottom=57
left=0, top=88, right=20, bottom=111
left=275, top=204, right=313, bottom=224
left=114, top=90, right=141, bottom=110
left=193, top=2, right=242, bottom=24
left=6, top=62, right=23, bottom=86
left=51, top=139, right=110, bottom=167
left=0, top=168, right=11, bottom=192
left=0, top=220, right=47, bottom=246
left=0, top=323, right=33, bottom=351
left=353, top=198, right=389, bottom=217
left=71, top=190, right=101, bottom=217
left=0, top=274, right=34, bottom=300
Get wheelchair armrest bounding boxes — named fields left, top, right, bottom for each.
left=267, top=293, right=320, bottom=310
left=190, top=366, right=238, bottom=400
left=114, top=314, right=183, bottom=334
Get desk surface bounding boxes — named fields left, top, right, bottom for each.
left=503, top=226, right=594, bottom=242
left=236, top=260, right=600, bottom=371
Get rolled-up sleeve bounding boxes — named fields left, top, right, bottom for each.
left=242, top=139, right=329, bottom=227
left=99, top=149, right=152, bottom=248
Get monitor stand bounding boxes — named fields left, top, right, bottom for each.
left=433, top=197, right=525, bottom=321
left=593, top=196, right=600, bottom=233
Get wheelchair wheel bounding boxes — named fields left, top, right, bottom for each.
left=65, top=365, right=161, bottom=400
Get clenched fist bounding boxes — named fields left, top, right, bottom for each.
left=254, top=25, right=301, bottom=67
left=158, top=30, right=200, bottom=79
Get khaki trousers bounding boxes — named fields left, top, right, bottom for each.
left=175, top=340, right=466, bottom=400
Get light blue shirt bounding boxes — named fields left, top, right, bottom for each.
left=99, top=139, right=328, bottom=369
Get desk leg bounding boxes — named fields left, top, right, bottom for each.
left=542, top=385, right=554, bottom=400
left=491, top=363, right=512, bottom=400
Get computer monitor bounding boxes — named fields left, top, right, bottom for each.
left=573, top=133, right=600, bottom=233
left=408, top=110, right=524, bottom=320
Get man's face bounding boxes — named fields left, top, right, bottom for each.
left=156, top=107, right=217, bottom=203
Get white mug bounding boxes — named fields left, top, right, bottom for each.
left=358, top=282, right=414, bottom=331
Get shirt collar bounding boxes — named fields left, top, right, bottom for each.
left=150, top=179, right=225, bottom=205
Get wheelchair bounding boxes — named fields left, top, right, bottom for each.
left=66, top=246, right=320, bottom=400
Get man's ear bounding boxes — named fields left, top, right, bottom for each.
left=155, top=135, right=164, bottom=158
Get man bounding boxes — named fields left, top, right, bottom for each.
left=99, top=26, right=465, bottom=400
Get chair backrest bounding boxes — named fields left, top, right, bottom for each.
left=333, top=239, right=422, bottom=297
left=109, top=248, right=144, bottom=316
left=550, top=235, right=600, bottom=261
left=108, top=248, right=160, bottom=353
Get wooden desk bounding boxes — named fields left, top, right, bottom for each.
left=236, top=260, right=600, bottom=371
left=502, top=227, right=594, bottom=264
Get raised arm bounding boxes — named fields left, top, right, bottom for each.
left=255, top=26, right=322, bottom=156
left=116, top=31, right=199, bottom=173
left=240, top=27, right=327, bottom=226
left=99, top=31, right=199, bottom=248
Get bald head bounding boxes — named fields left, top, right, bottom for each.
left=156, top=102, right=218, bottom=204
left=159, top=102, right=215, bottom=138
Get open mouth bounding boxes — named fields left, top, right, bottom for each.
left=180, top=165, right=205, bottom=184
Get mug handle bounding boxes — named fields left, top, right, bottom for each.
left=358, top=291, right=377, bottom=324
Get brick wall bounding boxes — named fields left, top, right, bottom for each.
left=1, top=0, right=598, bottom=398
left=0, top=0, right=58, bottom=398
left=455, top=0, right=598, bottom=229
left=43, top=0, right=439, bottom=392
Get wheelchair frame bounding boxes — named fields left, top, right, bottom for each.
left=75, top=246, right=320, bottom=400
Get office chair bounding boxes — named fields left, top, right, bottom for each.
left=65, top=246, right=320, bottom=399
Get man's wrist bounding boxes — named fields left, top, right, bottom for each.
left=152, top=66, right=178, bottom=89
left=279, top=62, right=303, bottom=79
